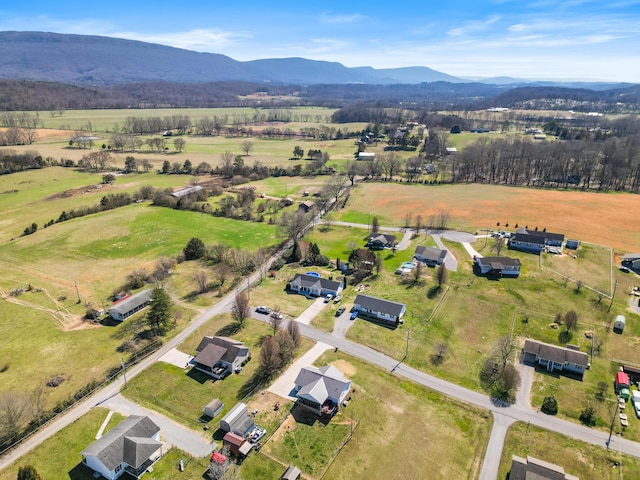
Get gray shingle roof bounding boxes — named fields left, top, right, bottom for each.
left=511, top=233, right=546, bottom=246
left=81, top=416, right=161, bottom=471
left=290, top=273, right=342, bottom=292
left=194, top=336, right=247, bottom=365
left=294, top=365, right=350, bottom=404
left=109, top=289, right=152, bottom=315
left=415, top=246, right=447, bottom=262
left=354, top=294, right=405, bottom=317
left=475, top=256, right=521, bottom=268
left=523, top=339, right=588, bottom=368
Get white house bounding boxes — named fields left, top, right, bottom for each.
left=81, top=416, right=163, bottom=480
left=288, top=274, right=343, bottom=298
left=294, top=365, right=351, bottom=416
left=353, top=294, right=406, bottom=326
left=109, top=290, right=152, bottom=321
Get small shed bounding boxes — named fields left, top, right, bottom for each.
left=281, top=465, right=302, bottom=480
left=565, top=239, right=580, bottom=250
left=613, top=315, right=626, bottom=333
left=204, top=399, right=224, bottom=419
left=616, top=371, right=630, bottom=390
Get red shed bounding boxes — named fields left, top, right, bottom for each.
left=616, top=371, right=630, bottom=388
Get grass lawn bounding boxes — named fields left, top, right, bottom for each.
left=265, top=352, right=492, bottom=480
left=122, top=315, right=314, bottom=434
left=0, top=408, right=124, bottom=480
left=498, top=421, right=640, bottom=479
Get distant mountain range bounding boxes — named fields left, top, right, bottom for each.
left=0, top=31, right=631, bottom=89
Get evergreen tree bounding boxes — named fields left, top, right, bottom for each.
left=183, top=237, right=206, bottom=260
left=290, top=239, right=302, bottom=262
left=147, top=286, right=173, bottom=335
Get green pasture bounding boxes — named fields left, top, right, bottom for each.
left=311, top=352, right=491, bottom=480
left=499, top=421, right=640, bottom=480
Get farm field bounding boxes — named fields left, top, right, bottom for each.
left=498, top=421, right=640, bottom=479
left=338, top=182, right=640, bottom=252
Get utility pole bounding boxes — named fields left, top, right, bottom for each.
left=608, top=279, right=618, bottom=313
left=405, top=329, right=411, bottom=359
left=121, top=357, right=127, bottom=389
left=74, top=281, right=81, bottom=304
left=607, top=396, right=620, bottom=449
left=247, top=277, right=250, bottom=301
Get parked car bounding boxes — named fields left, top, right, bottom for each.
left=620, top=266, right=630, bottom=273
left=350, top=311, right=359, bottom=321
left=336, top=306, right=346, bottom=316
left=325, top=294, right=334, bottom=302
left=256, top=306, right=271, bottom=314
left=271, top=311, right=283, bottom=320
left=333, top=295, right=342, bottom=304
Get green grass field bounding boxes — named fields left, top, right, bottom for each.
left=499, top=421, right=640, bottom=480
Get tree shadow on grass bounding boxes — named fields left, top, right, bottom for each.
left=237, top=368, right=269, bottom=400
left=427, top=285, right=442, bottom=299
left=215, top=322, right=242, bottom=337
left=558, top=330, right=573, bottom=344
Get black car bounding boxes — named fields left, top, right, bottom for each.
left=256, top=306, right=271, bottom=314
left=335, top=306, right=346, bottom=316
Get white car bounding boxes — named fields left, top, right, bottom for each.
left=325, top=294, right=334, bottom=302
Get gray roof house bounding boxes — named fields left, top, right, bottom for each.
left=294, top=365, right=351, bottom=416
left=281, top=465, right=302, bottom=480
left=193, top=336, right=250, bottom=379
left=108, top=289, right=152, bottom=321
left=81, top=416, right=163, bottom=480
left=366, top=233, right=397, bottom=250
left=510, top=228, right=565, bottom=253
left=622, top=253, right=640, bottom=272
left=509, top=455, right=579, bottom=480
left=473, top=256, right=521, bottom=278
left=522, top=339, right=589, bottom=377
left=288, top=273, right=343, bottom=298
left=353, top=294, right=406, bottom=326
left=414, top=246, right=447, bottom=266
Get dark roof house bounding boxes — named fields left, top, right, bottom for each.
left=353, top=294, right=406, bottom=326
left=366, top=233, right=397, bottom=250
left=510, top=228, right=565, bottom=253
left=473, top=256, right=521, bottom=278
left=298, top=200, right=314, bottom=212
left=81, top=416, right=163, bottom=480
left=509, top=455, right=579, bottom=480
left=193, top=336, right=250, bottom=379
left=414, top=246, right=447, bottom=266
left=522, top=339, right=589, bottom=377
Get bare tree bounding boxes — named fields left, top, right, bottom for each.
left=153, top=257, right=176, bottom=282
left=241, top=140, right=253, bottom=155
left=496, top=364, right=521, bottom=401
left=215, top=263, right=232, bottom=295
left=413, top=261, right=424, bottom=283
left=374, top=252, right=383, bottom=275
left=0, top=391, right=31, bottom=441
left=259, top=336, right=281, bottom=378
left=173, top=137, right=186, bottom=153
left=220, top=151, right=235, bottom=177
left=495, top=335, right=515, bottom=368
left=270, top=307, right=283, bottom=334
left=371, top=216, right=379, bottom=233
left=437, top=209, right=450, bottom=230
left=435, top=263, right=447, bottom=289
left=564, top=310, right=578, bottom=332
left=194, top=270, right=209, bottom=294
left=493, top=237, right=505, bottom=256
left=575, top=279, right=583, bottom=293
left=287, top=320, right=301, bottom=348
left=231, top=292, right=250, bottom=327
left=430, top=343, right=448, bottom=365
left=323, top=174, right=349, bottom=205
left=346, top=160, right=363, bottom=186
left=279, top=210, right=313, bottom=240
left=415, top=215, right=423, bottom=234
left=275, top=330, right=296, bottom=365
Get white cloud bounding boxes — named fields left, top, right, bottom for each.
left=319, top=12, right=368, bottom=24
left=448, top=15, right=501, bottom=37
left=108, top=29, right=250, bottom=52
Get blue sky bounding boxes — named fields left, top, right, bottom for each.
left=2, top=1, right=640, bottom=82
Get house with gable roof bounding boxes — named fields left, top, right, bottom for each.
left=193, top=336, right=250, bottom=379
left=108, top=289, right=152, bottom=321
left=414, top=245, right=447, bottom=266
left=509, top=455, right=579, bottom=480
left=509, top=228, right=565, bottom=254
left=81, top=416, right=163, bottom=480
left=353, top=294, right=406, bottom=326
left=366, top=233, right=397, bottom=250
left=288, top=273, right=343, bottom=298
left=294, top=365, right=351, bottom=416
left=522, top=339, right=589, bottom=378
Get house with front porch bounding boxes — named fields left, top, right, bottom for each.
left=288, top=273, right=343, bottom=298
left=81, top=416, right=163, bottom=480
left=108, top=289, right=152, bottom=321
left=353, top=294, right=406, bottom=326
left=473, top=256, right=521, bottom=278
left=522, top=339, right=589, bottom=377
left=414, top=246, right=447, bottom=266
left=366, top=233, right=397, bottom=250
left=294, top=365, right=351, bottom=417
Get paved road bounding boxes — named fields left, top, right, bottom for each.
left=479, top=413, right=516, bottom=480
left=98, top=395, right=213, bottom=457
left=0, top=244, right=291, bottom=471
left=431, top=233, right=458, bottom=271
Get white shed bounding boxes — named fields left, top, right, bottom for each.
left=204, top=399, right=224, bottom=419
left=613, top=315, right=626, bottom=333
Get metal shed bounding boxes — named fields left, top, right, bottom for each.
left=613, top=315, right=626, bottom=333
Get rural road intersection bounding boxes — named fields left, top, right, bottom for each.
left=2, top=231, right=639, bottom=479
